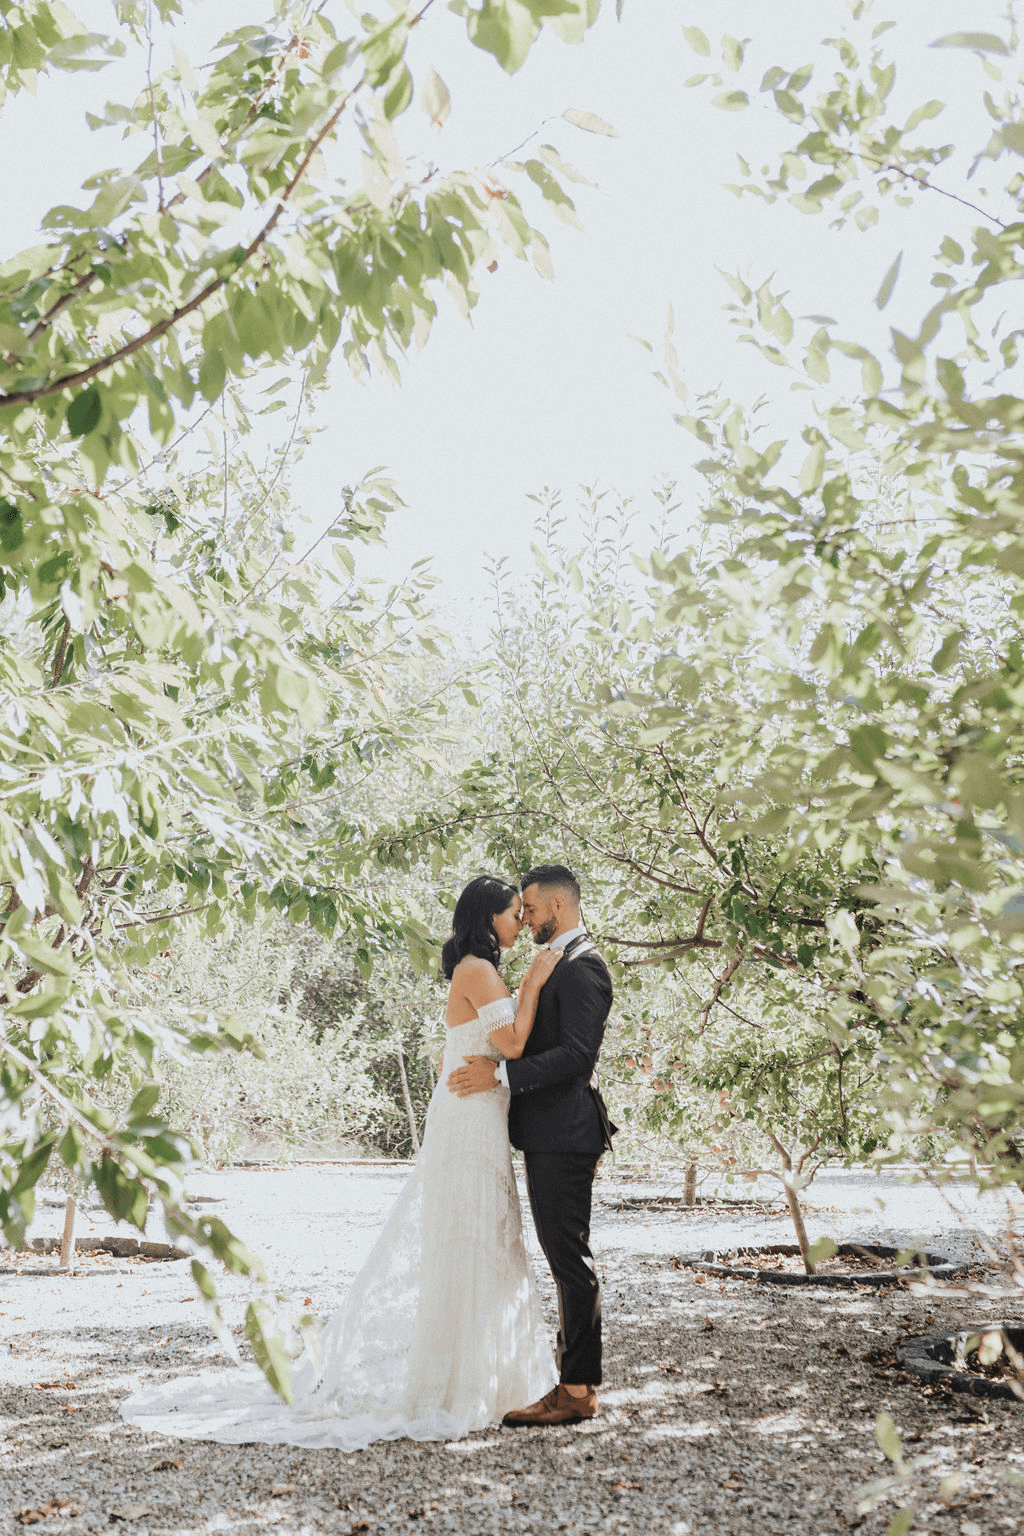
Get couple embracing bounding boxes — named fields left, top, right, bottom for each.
left=122, top=864, right=616, bottom=1450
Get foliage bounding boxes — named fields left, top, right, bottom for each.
left=383, top=488, right=890, bottom=1257
left=0, top=0, right=606, bottom=1391
left=119, top=913, right=406, bottom=1165
left=657, top=5, right=1024, bottom=1194
left=384, top=6, right=1024, bottom=1253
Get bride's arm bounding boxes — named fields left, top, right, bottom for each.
left=488, top=948, right=562, bottom=1059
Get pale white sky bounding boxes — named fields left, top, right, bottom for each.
left=3, top=0, right=1006, bottom=629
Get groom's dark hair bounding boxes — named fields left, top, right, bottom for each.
left=521, top=864, right=581, bottom=907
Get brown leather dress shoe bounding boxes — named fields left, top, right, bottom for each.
left=502, top=1385, right=599, bottom=1427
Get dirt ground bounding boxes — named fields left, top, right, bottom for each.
left=2, top=1165, right=1022, bottom=1535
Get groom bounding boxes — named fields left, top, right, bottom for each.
left=448, top=863, right=615, bottom=1426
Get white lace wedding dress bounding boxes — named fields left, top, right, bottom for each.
left=120, top=999, right=556, bottom=1449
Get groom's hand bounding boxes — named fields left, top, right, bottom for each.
left=448, top=1056, right=498, bottom=1097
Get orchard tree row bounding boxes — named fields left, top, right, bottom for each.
left=0, top=0, right=605, bottom=1384
left=383, top=9, right=1024, bottom=1269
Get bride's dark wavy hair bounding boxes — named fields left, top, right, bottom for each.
left=440, top=875, right=519, bottom=980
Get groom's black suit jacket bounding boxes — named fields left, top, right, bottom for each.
left=506, top=935, right=614, bottom=1154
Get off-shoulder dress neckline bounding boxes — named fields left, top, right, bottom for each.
left=444, top=996, right=515, bottom=1031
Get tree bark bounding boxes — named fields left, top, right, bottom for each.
left=783, top=1178, right=814, bottom=1274
left=683, top=1162, right=697, bottom=1206
left=59, top=1197, right=76, bottom=1269
left=396, top=1047, right=420, bottom=1156
left=766, top=1131, right=815, bottom=1274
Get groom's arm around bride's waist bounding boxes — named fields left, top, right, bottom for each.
left=504, top=956, right=612, bottom=1098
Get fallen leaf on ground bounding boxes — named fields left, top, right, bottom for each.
left=270, top=1485, right=295, bottom=1497
left=17, top=1501, right=80, bottom=1524
left=36, top=1380, right=76, bottom=1390
left=613, top=1480, right=641, bottom=1491
left=109, top=1507, right=152, bottom=1522
left=303, top=1297, right=312, bottom=1306
left=721, top=1480, right=742, bottom=1491
left=147, top=1458, right=181, bottom=1472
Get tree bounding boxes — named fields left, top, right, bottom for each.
left=0, top=0, right=606, bottom=1393
left=385, top=6, right=1024, bottom=1254
left=382, top=488, right=889, bottom=1262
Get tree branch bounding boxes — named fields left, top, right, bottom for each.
left=0, top=68, right=368, bottom=412
left=1, top=1039, right=115, bottom=1153
left=49, top=617, right=72, bottom=690
left=145, top=0, right=166, bottom=213
left=855, top=152, right=1008, bottom=230
left=699, top=950, right=744, bottom=1034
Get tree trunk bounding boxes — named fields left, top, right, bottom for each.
left=683, top=1162, right=697, bottom=1206
left=783, top=1179, right=814, bottom=1274
left=396, top=1047, right=420, bottom=1156
left=766, top=1130, right=816, bottom=1274
left=59, top=1197, right=76, bottom=1269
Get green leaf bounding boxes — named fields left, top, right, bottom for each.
left=875, top=252, right=902, bottom=310
left=931, top=630, right=962, bottom=673
left=67, top=388, right=102, bottom=437
left=799, top=440, right=825, bottom=491
left=199, top=349, right=226, bottom=404
left=930, top=31, right=1010, bottom=55
left=883, top=1510, right=914, bottom=1536
left=362, top=15, right=410, bottom=87
left=804, top=347, right=830, bottom=383
left=713, top=90, right=749, bottom=111
left=760, top=66, right=787, bottom=91
left=861, top=353, right=883, bottom=394
left=245, top=1301, right=294, bottom=1403
left=13, top=1139, right=54, bottom=1195
left=683, top=25, right=710, bottom=56
left=384, top=63, right=413, bottom=119
left=874, top=1411, right=905, bottom=1468
left=721, top=34, right=745, bottom=72
left=562, top=107, right=619, bottom=137
left=420, top=67, right=451, bottom=128
left=466, top=0, right=540, bottom=74
left=904, top=99, right=944, bottom=131
left=129, top=1083, right=161, bottom=1121
left=16, top=936, right=76, bottom=977
left=827, top=911, right=859, bottom=952
left=806, top=1236, right=838, bottom=1266
left=191, top=1259, right=218, bottom=1301
left=93, top=1155, right=148, bottom=1229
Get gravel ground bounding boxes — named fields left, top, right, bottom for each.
left=2, top=1164, right=1023, bottom=1535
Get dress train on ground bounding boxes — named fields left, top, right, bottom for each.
left=120, top=1000, right=556, bottom=1450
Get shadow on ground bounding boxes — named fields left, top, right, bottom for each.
left=3, top=1251, right=1023, bottom=1535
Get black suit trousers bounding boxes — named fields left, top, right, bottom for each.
left=523, top=1150, right=603, bottom=1387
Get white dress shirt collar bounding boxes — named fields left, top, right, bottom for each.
left=548, top=923, right=587, bottom=952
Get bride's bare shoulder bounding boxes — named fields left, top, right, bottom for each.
left=453, top=954, right=492, bottom=974
left=450, top=955, right=508, bottom=1006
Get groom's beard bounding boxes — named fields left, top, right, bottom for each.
left=533, top=919, right=557, bottom=945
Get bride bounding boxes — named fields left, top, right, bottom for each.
left=120, top=875, right=561, bottom=1449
